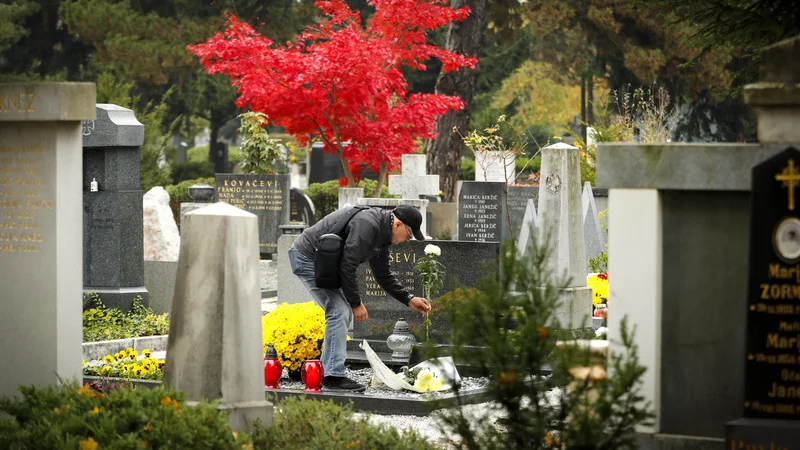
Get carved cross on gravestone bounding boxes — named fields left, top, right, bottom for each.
left=388, top=154, right=439, bottom=200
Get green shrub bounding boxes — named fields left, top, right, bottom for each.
left=83, top=293, right=169, bottom=342
left=252, top=396, right=436, bottom=450
left=187, top=145, right=241, bottom=164
left=0, top=383, right=250, bottom=449
left=171, top=161, right=214, bottom=184
left=435, top=239, right=653, bottom=448
left=304, top=178, right=396, bottom=222
left=164, top=177, right=215, bottom=227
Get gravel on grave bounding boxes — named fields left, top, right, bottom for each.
left=277, top=367, right=490, bottom=398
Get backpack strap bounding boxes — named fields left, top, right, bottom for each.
left=329, top=205, right=369, bottom=237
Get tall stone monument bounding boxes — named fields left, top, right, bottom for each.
left=537, top=142, right=593, bottom=327
left=82, top=104, right=148, bottom=310
left=0, top=82, right=96, bottom=398
left=164, top=202, right=272, bottom=431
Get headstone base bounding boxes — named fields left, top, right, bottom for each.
left=551, top=286, right=593, bottom=329
left=725, top=418, right=800, bottom=449
left=83, top=287, right=149, bottom=312
left=192, top=400, right=273, bottom=433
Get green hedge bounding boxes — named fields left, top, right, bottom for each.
left=0, top=384, right=434, bottom=450
left=304, top=179, right=397, bottom=222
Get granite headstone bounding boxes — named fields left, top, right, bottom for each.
left=289, top=187, right=316, bottom=226
left=354, top=240, right=499, bottom=341
left=82, top=104, right=148, bottom=311
left=0, top=82, right=95, bottom=398
left=507, top=185, right=539, bottom=240
left=725, top=147, right=800, bottom=448
left=215, top=173, right=290, bottom=255
left=458, top=181, right=505, bottom=242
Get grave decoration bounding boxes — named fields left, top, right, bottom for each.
left=261, top=302, right=325, bottom=378
left=415, top=243, right=445, bottom=340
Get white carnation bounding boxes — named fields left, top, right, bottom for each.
left=424, top=244, right=441, bottom=256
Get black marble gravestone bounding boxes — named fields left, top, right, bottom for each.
left=725, top=147, right=800, bottom=449
left=215, top=173, right=290, bottom=255
left=354, top=240, right=499, bottom=341
left=82, top=104, right=148, bottom=311
left=289, top=187, right=316, bottom=226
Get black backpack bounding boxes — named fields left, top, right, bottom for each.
left=314, top=206, right=369, bottom=289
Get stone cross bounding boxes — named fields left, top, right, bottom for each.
left=389, top=154, right=439, bottom=199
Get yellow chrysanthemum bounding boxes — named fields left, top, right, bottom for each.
left=262, top=302, right=325, bottom=371
left=587, top=273, right=609, bottom=306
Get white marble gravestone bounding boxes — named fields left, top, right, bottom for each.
left=474, top=150, right=516, bottom=183
left=164, top=202, right=272, bottom=430
left=388, top=154, right=439, bottom=199
left=581, top=182, right=606, bottom=272
left=537, top=142, right=593, bottom=327
left=516, top=199, right=539, bottom=258
left=0, top=82, right=96, bottom=398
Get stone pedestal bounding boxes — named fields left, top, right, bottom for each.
left=82, top=104, right=148, bottom=311
left=164, top=202, right=272, bottom=430
left=338, top=187, right=364, bottom=210
left=357, top=197, right=429, bottom=236
left=0, top=82, right=95, bottom=398
left=538, top=142, right=592, bottom=327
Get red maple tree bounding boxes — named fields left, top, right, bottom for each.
left=189, top=0, right=477, bottom=195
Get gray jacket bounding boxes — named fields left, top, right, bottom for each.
left=293, top=206, right=414, bottom=308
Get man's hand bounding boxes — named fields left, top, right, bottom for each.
left=353, top=303, right=368, bottom=322
left=409, top=297, right=431, bottom=316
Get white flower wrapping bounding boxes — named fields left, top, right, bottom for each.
left=424, top=244, right=441, bottom=256
left=360, top=340, right=460, bottom=393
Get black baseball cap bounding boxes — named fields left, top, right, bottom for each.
left=393, top=205, right=425, bottom=240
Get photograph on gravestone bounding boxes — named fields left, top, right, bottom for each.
left=289, top=187, right=316, bottom=226
left=215, top=173, right=289, bottom=255
left=354, top=240, right=499, bottom=341
left=743, top=147, right=800, bottom=420
left=458, top=181, right=505, bottom=242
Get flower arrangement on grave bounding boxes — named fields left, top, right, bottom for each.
left=587, top=272, right=609, bottom=306
left=262, top=302, right=325, bottom=375
left=400, top=367, right=446, bottom=393
left=414, top=244, right=445, bottom=341
left=82, top=348, right=165, bottom=380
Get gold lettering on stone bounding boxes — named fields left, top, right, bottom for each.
left=0, top=92, right=36, bottom=113
left=0, top=140, right=47, bottom=253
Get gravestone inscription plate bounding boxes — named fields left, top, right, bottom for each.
left=725, top=147, right=800, bottom=449
left=458, top=181, right=504, bottom=242
left=215, top=174, right=290, bottom=254
left=743, top=147, right=800, bottom=419
left=354, top=240, right=499, bottom=341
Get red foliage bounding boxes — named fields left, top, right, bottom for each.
left=189, top=0, right=477, bottom=185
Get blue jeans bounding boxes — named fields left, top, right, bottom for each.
left=288, top=245, right=353, bottom=378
